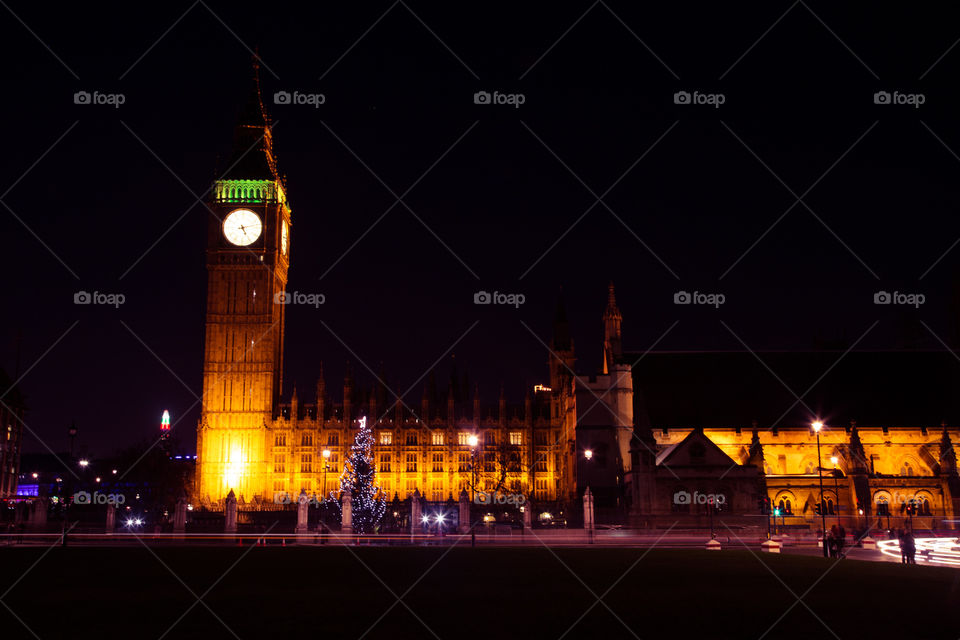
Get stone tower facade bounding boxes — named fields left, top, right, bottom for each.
left=196, top=63, right=292, bottom=501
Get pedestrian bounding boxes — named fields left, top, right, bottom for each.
left=902, top=530, right=916, bottom=564
left=898, top=529, right=906, bottom=563
left=836, top=524, right=846, bottom=558
left=829, top=525, right=839, bottom=558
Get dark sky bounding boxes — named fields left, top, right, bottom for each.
left=3, top=2, right=960, bottom=456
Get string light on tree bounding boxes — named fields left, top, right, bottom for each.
left=333, top=416, right=386, bottom=533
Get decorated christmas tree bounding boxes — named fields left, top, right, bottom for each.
left=334, top=416, right=386, bottom=533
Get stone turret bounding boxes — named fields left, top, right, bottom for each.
left=316, top=362, right=326, bottom=421
left=940, top=425, right=957, bottom=476
left=747, top=426, right=765, bottom=472
left=602, top=282, right=622, bottom=375
left=343, top=363, right=353, bottom=425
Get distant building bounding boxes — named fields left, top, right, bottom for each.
left=0, top=367, right=25, bottom=498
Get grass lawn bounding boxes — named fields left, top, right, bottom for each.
left=1, top=546, right=958, bottom=639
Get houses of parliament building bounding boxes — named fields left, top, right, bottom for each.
left=195, top=71, right=960, bottom=530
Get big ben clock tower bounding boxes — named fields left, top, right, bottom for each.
left=196, top=62, right=291, bottom=502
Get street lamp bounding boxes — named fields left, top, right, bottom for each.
left=78, top=459, right=89, bottom=468
left=321, top=449, right=332, bottom=540
left=468, top=434, right=479, bottom=547
left=812, top=421, right=828, bottom=557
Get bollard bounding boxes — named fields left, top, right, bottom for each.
left=705, top=538, right=722, bottom=551
left=761, top=539, right=782, bottom=554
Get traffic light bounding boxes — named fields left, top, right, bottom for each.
left=814, top=503, right=822, bottom=516
left=773, top=507, right=781, bottom=517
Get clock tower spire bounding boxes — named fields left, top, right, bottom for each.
left=196, top=61, right=292, bottom=502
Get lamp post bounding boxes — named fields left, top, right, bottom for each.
left=813, top=421, right=828, bottom=557
left=583, top=449, right=593, bottom=492
left=321, top=449, right=331, bottom=541
left=468, top=434, right=479, bottom=547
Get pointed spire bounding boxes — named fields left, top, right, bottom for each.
left=316, top=362, right=326, bottom=421
left=940, top=424, right=957, bottom=475
left=224, top=51, right=278, bottom=181
left=848, top=426, right=868, bottom=472
left=602, top=281, right=623, bottom=374
left=290, top=385, right=298, bottom=422
left=747, top=426, right=765, bottom=471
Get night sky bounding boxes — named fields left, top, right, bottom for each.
left=3, top=2, right=960, bottom=456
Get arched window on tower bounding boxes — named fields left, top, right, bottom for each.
left=900, top=461, right=915, bottom=476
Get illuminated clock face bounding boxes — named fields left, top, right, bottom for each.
left=281, top=219, right=289, bottom=255
left=223, top=209, right=262, bottom=246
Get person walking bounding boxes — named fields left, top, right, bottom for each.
left=902, top=530, right=916, bottom=565
left=836, top=524, right=846, bottom=558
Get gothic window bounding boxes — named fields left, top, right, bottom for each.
left=405, top=480, right=417, bottom=496
left=406, top=433, right=418, bottom=446
left=900, top=461, right=915, bottom=476
left=274, top=433, right=286, bottom=447
left=508, top=452, right=521, bottom=472
left=777, top=498, right=792, bottom=515
left=300, top=454, right=312, bottom=473
left=432, top=453, right=444, bottom=472
left=406, top=453, right=417, bottom=472
left=380, top=432, right=392, bottom=445
left=509, top=432, right=522, bottom=446
left=380, top=453, right=391, bottom=472
left=458, top=453, right=469, bottom=472
left=534, top=453, right=547, bottom=472
left=484, top=452, right=496, bottom=473
left=535, top=479, right=548, bottom=500
left=486, top=431, right=497, bottom=446
left=458, top=432, right=471, bottom=446
left=535, top=431, right=548, bottom=445
left=431, top=481, right=443, bottom=501
left=301, top=433, right=312, bottom=447
left=327, top=433, right=339, bottom=446
left=274, top=455, right=285, bottom=473
left=804, top=461, right=815, bottom=474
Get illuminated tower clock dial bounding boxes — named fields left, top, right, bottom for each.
left=222, top=209, right=263, bottom=246
left=281, top=219, right=289, bottom=255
